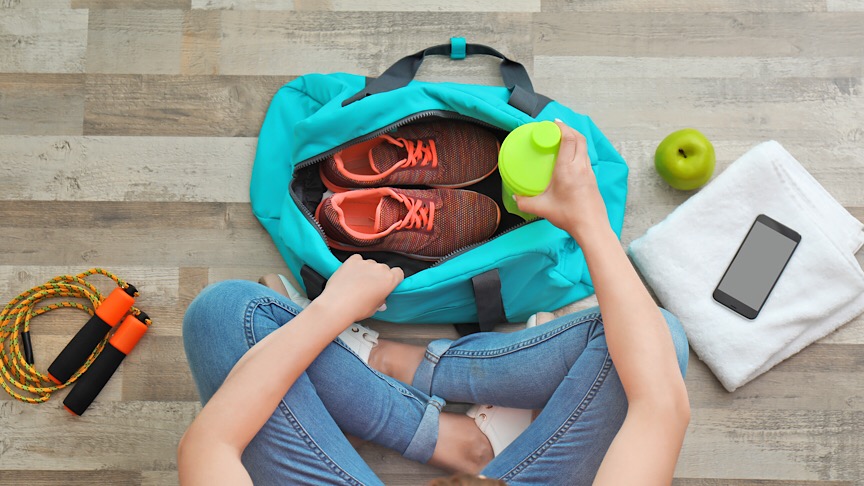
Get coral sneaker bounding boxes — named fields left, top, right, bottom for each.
left=315, top=187, right=500, bottom=261
left=319, top=120, right=500, bottom=192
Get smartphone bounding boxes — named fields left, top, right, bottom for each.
left=713, top=214, right=801, bottom=319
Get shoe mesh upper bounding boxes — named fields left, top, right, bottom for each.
left=321, top=120, right=499, bottom=189
left=317, top=188, right=500, bottom=259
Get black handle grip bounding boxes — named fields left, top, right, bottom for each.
left=342, top=42, right=547, bottom=116
left=47, top=315, right=111, bottom=384
left=63, top=343, right=125, bottom=416
left=21, top=331, right=34, bottom=365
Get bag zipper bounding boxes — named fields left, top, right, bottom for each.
left=428, top=215, right=539, bottom=267
left=288, top=110, right=542, bottom=267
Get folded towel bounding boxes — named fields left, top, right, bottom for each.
left=628, top=141, right=864, bottom=392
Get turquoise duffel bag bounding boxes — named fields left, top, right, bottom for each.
left=250, top=39, right=628, bottom=330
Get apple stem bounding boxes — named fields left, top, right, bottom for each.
left=678, top=148, right=687, bottom=158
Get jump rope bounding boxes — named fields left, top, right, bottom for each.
left=0, top=268, right=151, bottom=415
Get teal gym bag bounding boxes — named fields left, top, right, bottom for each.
left=250, top=39, right=629, bottom=331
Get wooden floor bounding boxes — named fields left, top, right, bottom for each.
left=2, top=1, right=863, bottom=484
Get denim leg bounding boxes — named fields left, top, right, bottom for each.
left=412, top=306, right=689, bottom=485
left=182, top=280, right=443, bottom=484
left=304, top=338, right=445, bottom=463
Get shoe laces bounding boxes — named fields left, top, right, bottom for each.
left=393, top=193, right=435, bottom=232
left=381, top=135, right=438, bottom=169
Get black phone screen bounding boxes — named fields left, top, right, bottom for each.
left=714, top=215, right=800, bottom=318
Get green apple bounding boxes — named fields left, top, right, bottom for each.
left=654, top=129, right=715, bottom=190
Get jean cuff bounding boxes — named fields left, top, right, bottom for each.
left=411, top=339, right=454, bottom=395
left=402, top=395, right=445, bottom=463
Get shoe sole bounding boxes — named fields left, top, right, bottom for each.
left=319, top=158, right=501, bottom=193
left=315, top=200, right=502, bottom=262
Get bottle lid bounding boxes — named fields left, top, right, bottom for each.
left=498, top=121, right=561, bottom=197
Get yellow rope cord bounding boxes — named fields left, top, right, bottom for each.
left=0, top=268, right=150, bottom=404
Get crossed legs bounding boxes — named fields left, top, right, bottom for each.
left=184, top=280, right=688, bottom=485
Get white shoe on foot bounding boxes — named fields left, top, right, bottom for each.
left=467, top=404, right=533, bottom=456
left=338, top=323, right=380, bottom=363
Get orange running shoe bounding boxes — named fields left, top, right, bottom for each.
left=319, top=120, right=500, bottom=192
left=315, top=187, right=500, bottom=261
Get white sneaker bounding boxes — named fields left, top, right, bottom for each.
left=338, top=323, right=379, bottom=363
left=259, top=273, right=377, bottom=362
left=467, top=404, right=533, bottom=456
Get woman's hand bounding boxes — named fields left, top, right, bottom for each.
left=316, top=254, right=404, bottom=323
left=514, top=121, right=611, bottom=243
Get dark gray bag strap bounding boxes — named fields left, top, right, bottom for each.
left=342, top=41, right=550, bottom=117
left=300, top=265, right=507, bottom=335
left=454, top=269, right=509, bottom=336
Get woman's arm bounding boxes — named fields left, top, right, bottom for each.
left=177, top=255, right=403, bottom=486
left=515, top=122, right=690, bottom=486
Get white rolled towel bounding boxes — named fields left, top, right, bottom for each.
left=628, top=141, right=864, bottom=392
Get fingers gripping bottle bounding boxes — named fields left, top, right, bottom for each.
left=499, top=121, right=562, bottom=220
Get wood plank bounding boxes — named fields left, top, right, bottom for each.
left=532, top=75, right=864, bottom=116
left=673, top=480, right=852, bottom=486
left=532, top=75, right=864, bottom=144
left=0, top=9, right=87, bottom=73
left=0, top=265, right=179, bottom=304
left=141, top=471, right=179, bottom=486
left=0, top=74, right=84, bottom=135
left=0, top=202, right=260, bottom=229
left=827, top=0, right=864, bottom=11
left=0, top=400, right=199, bottom=471
left=83, top=74, right=293, bottom=136
left=86, top=10, right=185, bottom=74
left=542, top=0, right=828, bottom=13
left=0, top=201, right=261, bottom=232
left=192, top=0, right=292, bottom=8
left=0, top=227, right=285, bottom=267
left=216, top=11, right=533, bottom=76
left=685, top=344, right=864, bottom=411
left=677, top=409, right=864, bottom=481
left=821, top=316, right=864, bottom=345
left=74, top=0, right=189, bottom=8
left=123, top=336, right=199, bottom=402
left=0, top=470, right=142, bottom=485
left=534, top=12, right=864, bottom=57
left=0, top=136, right=256, bottom=201
left=179, top=266, right=210, bottom=315
left=181, top=10, right=221, bottom=75
left=535, top=55, right=864, bottom=79
left=192, top=0, right=540, bottom=11
left=1, top=0, right=71, bottom=7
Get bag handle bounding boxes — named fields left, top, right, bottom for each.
left=342, top=38, right=545, bottom=117
left=299, top=265, right=508, bottom=334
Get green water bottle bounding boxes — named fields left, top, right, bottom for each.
left=499, top=121, right=562, bottom=220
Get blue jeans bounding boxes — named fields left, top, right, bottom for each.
left=183, top=280, right=689, bottom=485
